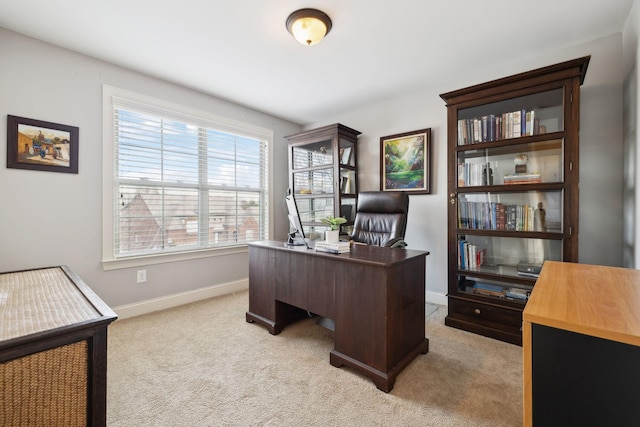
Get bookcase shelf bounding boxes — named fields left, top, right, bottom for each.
left=440, top=56, right=590, bottom=345
left=286, top=123, right=361, bottom=240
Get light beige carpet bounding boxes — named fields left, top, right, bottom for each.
left=107, top=290, right=522, bottom=426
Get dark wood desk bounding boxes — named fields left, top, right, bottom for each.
left=246, top=240, right=429, bottom=392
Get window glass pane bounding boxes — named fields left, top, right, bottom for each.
left=113, top=102, right=269, bottom=258
left=161, top=121, right=198, bottom=184
left=208, top=157, right=236, bottom=187
left=116, top=110, right=163, bottom=181
left=116, top=185, right=201, bottom=255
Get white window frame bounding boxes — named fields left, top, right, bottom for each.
left=101, top=85, right=273, bottom=270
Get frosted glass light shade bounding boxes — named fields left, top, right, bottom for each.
left=286, top=9, right=332, bottom=46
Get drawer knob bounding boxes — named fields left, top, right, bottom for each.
left=474, top=308, right=481, bottom=315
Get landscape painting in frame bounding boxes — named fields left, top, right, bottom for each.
left=380, top=128, right=431, bottom=194
left=7, top=115, right=79, bottom=173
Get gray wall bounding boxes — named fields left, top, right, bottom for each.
left=623, top=0, right=639, bottom=268
left=0, top=28, right=300, bottom=308
left=0, top=26, right=629, bottom=311
left=308, top=35, right=626, bottom=304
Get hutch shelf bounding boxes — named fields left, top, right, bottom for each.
left=440, top=56, right=590, bottom=345
left=286, top=123, right=361, bottom=240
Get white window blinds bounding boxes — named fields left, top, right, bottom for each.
left=112, top=102, right=269, bottom=258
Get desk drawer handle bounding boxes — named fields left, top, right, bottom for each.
left=474, top=308, right=481, bottom=315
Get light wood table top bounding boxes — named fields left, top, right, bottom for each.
left=523, top=260, right=640, bottom=346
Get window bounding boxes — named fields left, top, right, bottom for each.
left=102, top=86, right=272, bottom=268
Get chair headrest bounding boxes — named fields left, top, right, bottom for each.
left=356, top=191, right=409, bottom=214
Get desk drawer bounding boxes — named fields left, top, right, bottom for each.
left=449, top=298, right=522, bottom=329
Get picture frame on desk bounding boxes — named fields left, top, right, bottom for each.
left=380, top=128, right=431, bottom=194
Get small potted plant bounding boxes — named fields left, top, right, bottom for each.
left=321, top=215, right=347, bottom=243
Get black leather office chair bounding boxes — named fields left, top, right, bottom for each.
left=350, top=191, right=409, bottom=248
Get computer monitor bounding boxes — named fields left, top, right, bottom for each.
left=284, top=190, right=307, bottom=246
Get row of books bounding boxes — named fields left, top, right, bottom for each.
left=457, top=110, right=544, bottom=145
left=457, top=162, right=493, bottom=187
left=458, top=240, right=487, bottom=270
left=458, top=164, right=542, bottom=188
left=314, top=241, right=350, bottom=254
left=465, top=283, right=530, bottom=301
left=458, top=200, right=539, bottom=231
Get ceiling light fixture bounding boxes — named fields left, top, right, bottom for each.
left=286, top=8, right=332, bottom=46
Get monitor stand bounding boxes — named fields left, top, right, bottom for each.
left=286, top=232, right=305, bottom=246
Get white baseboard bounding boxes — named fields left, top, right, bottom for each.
left=426, top=290, right=448, bottom=306
left=113, top=279, right=249, bottom=320
left=113, top=280, right=446, bottom=320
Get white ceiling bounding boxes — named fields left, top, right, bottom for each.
left=0, top=1, right=634, bottom=125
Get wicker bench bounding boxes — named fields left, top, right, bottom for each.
left=0, top=266, right=117, bottom=427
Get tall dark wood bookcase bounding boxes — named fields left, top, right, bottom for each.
left=440, top=56, right=590, bottom=345
left=285, top=123, right=361, bottom=240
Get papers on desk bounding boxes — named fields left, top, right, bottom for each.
left=314, top=241, right=350, bottom=254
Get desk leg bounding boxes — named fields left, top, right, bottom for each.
left=246, top=301, right=307, bottom=335
left=246, top=311, right=280, bottom=335
left=330, top=256, right=428, bottom=392
left=330, top=338, right=428, bottom=392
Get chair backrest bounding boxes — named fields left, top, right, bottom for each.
left=350, top=191, right=409, bottom=247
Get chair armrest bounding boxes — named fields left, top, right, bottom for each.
left=385, top=238, right=407, bottom=248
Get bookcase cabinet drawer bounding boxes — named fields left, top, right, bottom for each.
left=449, top=298, right=522, bottom=329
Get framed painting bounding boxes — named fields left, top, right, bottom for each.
left=380, top=128, right=431, bottom=194
left=7, top=115, right=79, bottom=174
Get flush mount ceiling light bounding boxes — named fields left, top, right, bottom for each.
left=286, top=8, right=332, bottom=46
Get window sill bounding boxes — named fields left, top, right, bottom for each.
left=101, top=245, right=249, bottom=271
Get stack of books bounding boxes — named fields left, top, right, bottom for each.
left=503, top=172, right=542, bottom=185
left=315, top=241, right=350, bottom=254
left=506, top=287, right=530, bottom=302
left=469, top=282, right=506, bottom=298
left=517, top=262, right=542, bottom=278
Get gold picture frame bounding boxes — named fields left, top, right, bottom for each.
left=380, top=128, right=431, bottom=194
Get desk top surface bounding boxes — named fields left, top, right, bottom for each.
left=523, top=261, right=640, bottom=346
left=249, top=240, right=429, bottom=267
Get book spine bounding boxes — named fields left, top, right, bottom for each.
left=498, top=204, right=505, bottom=230
left=481, top=116, right=488, bottom=142
left=512, top=110, right=521, bottom=138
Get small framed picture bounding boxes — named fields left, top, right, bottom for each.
left=7, top=115, right=79, bottom=174
left=380, top=128, right=431, bottom=194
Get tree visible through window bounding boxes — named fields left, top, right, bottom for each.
left=113, top=105, right=268, bottom=258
